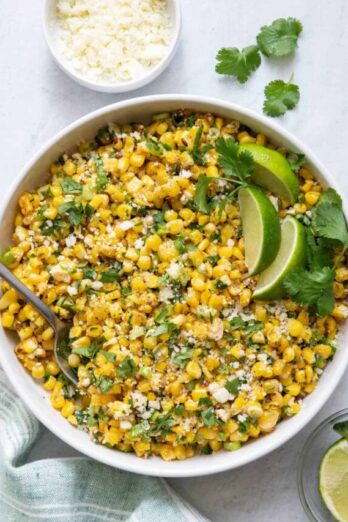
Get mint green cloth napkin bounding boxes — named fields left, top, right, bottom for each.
left=0, top=370, right=208, bottom=522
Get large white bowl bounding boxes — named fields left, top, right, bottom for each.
left=43, top=0, right=181, bottom=93
left=1, top=95, right=347, bottom=478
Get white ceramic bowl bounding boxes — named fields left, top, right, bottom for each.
left=1, top=95, right=347, bottom=478
left=43, top=0, right=181, bottom=93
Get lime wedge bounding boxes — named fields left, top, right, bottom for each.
left=319, top=438, right=348, bottom=522
left=238, top=186, right=281, bottom=276
left=240, top=144, right=299, bottom=204
left=253, top=216, right=306, bottom=300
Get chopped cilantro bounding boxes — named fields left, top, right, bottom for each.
left=173, top=348, right=194, bottom=367
left=224, top=378, right=240, bottom=395
left=101, top=269, right=120, bottom=283
left=60, top=177, right=82, bottom=195
left=96, top=376, right=114, bottom=394
left=201, top=407, right=217, bottom=428
left=95, top=156, right=109, bottom=192
left=116, top=356, right=137, bottom=379
left=72, top=340, right=101, bottom=359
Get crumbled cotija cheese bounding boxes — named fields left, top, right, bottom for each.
left=55, top=0, right=172, bottom=83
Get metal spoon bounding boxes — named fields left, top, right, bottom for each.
left=0, top=263, right=77, bottom=385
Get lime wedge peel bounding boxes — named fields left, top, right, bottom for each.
left=253, top=215, right=306, bottom=300
left=238, top=186, right=281, bottom=276
left=319, top=438, right=348, bottom=522
left=240, top=144, right=300, bottom=204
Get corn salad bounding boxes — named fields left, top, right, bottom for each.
left=1, top=110, right=347, bottom=461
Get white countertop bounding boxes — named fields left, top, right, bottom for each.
left=1, top=1, right=348, bottom=520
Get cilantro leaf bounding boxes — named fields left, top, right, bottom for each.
left=215, top=45, right=261, bottom=83
left=72, top=340, right=101, bottom=359
left=194, top=175, right=215, bottom=213
left=150, top=412, right=176, bottom=436
left=191, top=126, right=212, bottom=166
left=96, top=376, right=114, bottom=394
left=287, top=152, right=306, bottom=173
left=95, top=156, right=109, bottom=192
left=263, top=80, right=300, bottom=117
left=101, top=269, right=120, bottom=283
left=284, top=266, right=336, bottom=316
left=224, top=378, right=240, bottom=395
left=306, top=229, right=333, bottom=271
left=319, top=188, right=343, bottom=207
left=173, top=348, right=194, bottom=367
left=256, top=17, right=303, bottom=57
left=216, top=137, right=254, bottom=183
left=201, top=407, right=217, bottom=428
left=59, top=201, right=92, bottom=226
left=60, top=177, right=82, bottom=195
left=146, top=322, right=176, bottom=337
left=116, top=356, right=138, bottom=379
left=146, top=140, right=163, bottom=156
left=83, top=267, right=97, bottom=279
left=312, top=191, right=348, bottom=248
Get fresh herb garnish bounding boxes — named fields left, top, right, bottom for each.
left=287, top=152, right=306, bottom=173
left=229, top=317, right=264, bottom=337
left=263, top=79, right=300, bottom=117
left=194, top=137, right=254, bottom=213
left=116, top=356, right=137, bottom=379
left=101, top=269, right=120, bottom=283
left=56, top=295, right=79, bottom=312
left=83, top=267, right=97, bottom=279
left=146, top=140, right=163, bottom=156
left=284, top=266, right=336, bottom=317
left=224, top=378, right=240, bottom=395
left=72, top=340, right=101, bottom=359
left=173, top=348, right=194, bottom=367
left=191, top=125, right=212, bottom=166
left=201, top=407, right=217, bottom=427
left=60, top=177, right=82, bottom=195
left=96, top=376, right=114, bottom=394
left=58, top=201, right=93, bottom=226
left=215, top=46, right=261, bottom=83
left=95, top=156, right=109, bottom=192
left=147, top=322, right=176, bottom=337
left=312, top=190, right=348, bottom=248
left=256, top=18, right=303, bottom=57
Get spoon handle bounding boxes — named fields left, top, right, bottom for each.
left=0, top=263, right=59, bottom=329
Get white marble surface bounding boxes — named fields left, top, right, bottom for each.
left=1, top=0, right=348, bottom=520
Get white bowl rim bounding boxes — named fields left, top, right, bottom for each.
left=42, top=0, right=182, bottom=93
left=1, top=94, right=347, bottom=478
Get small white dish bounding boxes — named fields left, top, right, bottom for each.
left=43, top=0, right=181, bottom=93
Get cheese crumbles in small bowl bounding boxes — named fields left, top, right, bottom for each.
left=43, top=0, right=181, bottom=92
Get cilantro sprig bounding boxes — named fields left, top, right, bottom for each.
left=284, top=189, right=348, bottom=316
left=215, top=45, right=261, bottom=84
left=193, top=137, right=254, bottom=213
left=215, top=17, right=303, bottom=117
left=263, top=79, right=300, bottom=117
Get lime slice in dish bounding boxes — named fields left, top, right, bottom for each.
left=319, top=438, right=348, bottom=522
left=240, top=144, right=300, bottom=204
left=253, top=215, right=306, bottom=300
left=238, top=186, right=281, bottom=276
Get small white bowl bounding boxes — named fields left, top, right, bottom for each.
left=1, top=95, right=348, bottom=478
left=43, top=0, right=181, bottom=93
